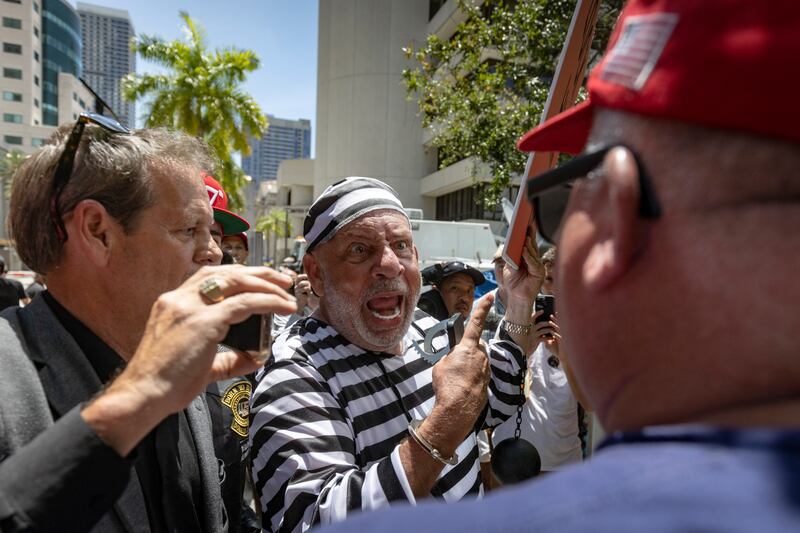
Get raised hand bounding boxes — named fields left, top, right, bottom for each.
left=425, top=293, right=494, bottom=454
left=502, top=234, right=545, bottom=354
left=293, top=273, right=312, bottom=312
left=82, top=265, right=296, bottom=455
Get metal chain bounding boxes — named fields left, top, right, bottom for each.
left=514, top=355, right=526, bottom=440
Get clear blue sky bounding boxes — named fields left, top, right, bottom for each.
left=69, top=0, right=318, bottom=152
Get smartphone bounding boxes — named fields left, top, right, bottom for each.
left=534, top=294, right=555, bottom=325
left=221, top=313, right=273, bottom=363
left=446, top=313, right=465, bottom=348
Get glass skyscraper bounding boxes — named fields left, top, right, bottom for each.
left=41, top=0, right=82, bottom=125
left=242, top=115, right=312, bottom=183
left=77, top=2, right=135, bottom=127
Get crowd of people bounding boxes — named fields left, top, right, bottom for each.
left=1, top=0, right=798, bottom=532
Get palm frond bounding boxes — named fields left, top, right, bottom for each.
left=124, top=11, right=267, bottom=204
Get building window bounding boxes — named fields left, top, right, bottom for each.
left=31, top=137, right=44, bottom=147
left=2, top=17, right=22, bottom=29
left=33, top=50, right=39, bottom=62
left=435, top=185, right=520, bottom=222
left=33, top=0, right=39, bottom=12
left=78, top=98, right=85, bottom=108
left=73, top=92, right=77, bottom=101
left=3, top=0, right=22, bottom=4
left=3, top=67, right=22, bottom=79
left=3, top=42, right=22, bottom=54
left=4, top=135, right=23, bottom=145
left=34, top=26, right=38, bottom=38
left=34, top=98, right=39, bottom=107
left=34, top=75, right=39, bottom=86
left=3, top=91, right=22, bottom=102
left=3, top=113, right=23, bottom=123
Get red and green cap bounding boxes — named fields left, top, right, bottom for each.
left=203, top=173, right=250, bottom=235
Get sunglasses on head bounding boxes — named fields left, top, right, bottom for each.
left=50, top=80, right=130, bottom=242
left=526, top=145, right=662, bottom=245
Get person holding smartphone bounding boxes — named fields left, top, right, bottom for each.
left=325, top=2, right=800, bottom=530
left=491, top=247, right=586, bottom=473
left=270, top=272, right=317, bottom=338
left=0, top=125, right=295, bottom=533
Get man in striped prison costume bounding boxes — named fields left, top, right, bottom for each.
left=250, top=177, right=543, bottom=532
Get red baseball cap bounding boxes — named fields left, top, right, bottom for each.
left=518, top=0, right=800, bottom=154
left=223, top=232, right=249, bottom=251
left=203, top=173, right=250, bottom=235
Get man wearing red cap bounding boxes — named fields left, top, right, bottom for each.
left=204, top=174, right=251, bottom=245
left=202, top=174, right=261, bottom=532
left=324, top=1, right=800, bottom=530
left=222, top=233, right=249, bottom=265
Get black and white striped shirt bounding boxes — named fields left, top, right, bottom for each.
left=250, top=310, right=524, bottom=532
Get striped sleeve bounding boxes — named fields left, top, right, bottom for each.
left=250, top=358, right=414, bottom=533
left=483, top=330, right=526, bottom=428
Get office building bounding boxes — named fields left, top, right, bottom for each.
left=242, top=115, right=311, bottom=183
left=41, top=0, right=82, bottom=125
left=1, top=0, right=94, bottom=154
left=1, top=0, right=95, bottom=244
left=277, top=0, right=502, bottom=230
left=77, top=2, right=135, bottom=127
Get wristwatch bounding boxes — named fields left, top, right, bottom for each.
left=408, top=418, right=459, bottom=466
left=502, top=319, right=532, bottom=336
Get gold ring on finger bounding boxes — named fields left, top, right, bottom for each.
left=199, top=277, right=225, bottom=304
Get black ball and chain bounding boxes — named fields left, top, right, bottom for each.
left=491, top=354, right=541, bottom=484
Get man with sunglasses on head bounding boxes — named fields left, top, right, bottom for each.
left=0, top=119, right=295, bottom=532
left=324, top=1, right=800, bottom=531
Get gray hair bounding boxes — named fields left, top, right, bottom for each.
left=9, top=124, right=217, bottom=274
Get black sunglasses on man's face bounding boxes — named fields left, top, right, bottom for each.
left=50, top=112, right=130, bottom=242
left=526, top=145, right=662, bottom=245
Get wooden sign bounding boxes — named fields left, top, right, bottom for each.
left=503, top=0, right=601, bottom=269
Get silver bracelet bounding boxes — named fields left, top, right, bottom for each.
left=502, top=319, right=532, bottom=336
left=407, top=418, right=459, bottom=466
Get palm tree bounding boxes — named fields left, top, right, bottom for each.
left=256, top=209, right=293, bottom=266
left=121, top=11, right=268, bottom=209
left=255, top=209, right=292, bottom=239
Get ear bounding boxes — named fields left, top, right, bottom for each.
left=582, top=147, right=645, bottom=291
left=303, top=252, right=324, bottom=297
left=66, top=199, right=119, bottom=267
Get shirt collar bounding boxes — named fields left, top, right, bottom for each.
left=41, top=291, right=125, bottom=383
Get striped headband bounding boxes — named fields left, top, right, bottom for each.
left=303, top=177, right=408, bottom=252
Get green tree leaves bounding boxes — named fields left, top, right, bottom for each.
left=403, top=0, right=622, bottom=205
left=255, top=209, right=292, bottom=239
left=122, top=12, right=268, bottom=210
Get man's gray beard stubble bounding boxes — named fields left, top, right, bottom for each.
left=322, top=274, right=421, bottom=350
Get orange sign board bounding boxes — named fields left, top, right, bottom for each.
left=503, top=0, right=601, bottom=269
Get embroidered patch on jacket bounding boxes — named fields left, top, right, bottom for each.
left=222, top=380, right=252, bottom=438
left=598, top=12, right=678, bottom=90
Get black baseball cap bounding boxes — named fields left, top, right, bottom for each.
left=421, top=261, right=485, bottom=287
